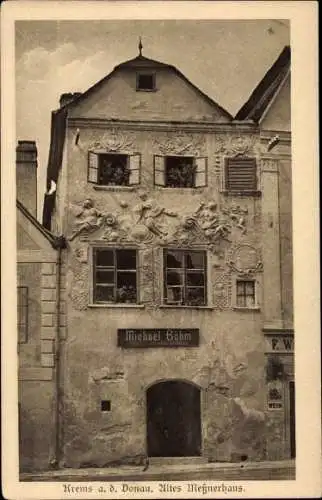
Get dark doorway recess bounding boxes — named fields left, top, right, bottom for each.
left=147, top=380, right=201, bottom=457
left=289, top=381, right=296, bottom=458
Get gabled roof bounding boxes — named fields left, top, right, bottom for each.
left=42, top=52, right=233, bottom=228
left=17, top=200, right=66, bottom=249
left=235, top=46, right=291, bottom=122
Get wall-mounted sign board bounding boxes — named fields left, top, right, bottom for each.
left=117, top=329, right=199, bottom=348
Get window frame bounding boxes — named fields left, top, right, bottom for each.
left=162, top=249, right=208, bottom=307
left=87, top=151, right=141, bottom=187
left=153, top=155, right=208, bottom=188
left=136, top=72, right=156, bottom=92
left=17, top=286, right=28, bottom=343
left=224, top=156, right=259, bottom=195
left=92, top=247, right=139, bottom=305
left=233, top=277, right=260, bottom=310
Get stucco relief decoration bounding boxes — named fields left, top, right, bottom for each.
left=173, top=201, right=248, bottom=250
left=129, top=192, right=178, bottom=242
left=214, top=134, right=256, bottom=157
left=70, top=255, right=89, bottom=310
left=153, top=132, right=205, bottom=155
left=227, top=244, right=263, bottom=275
left=213, top=272, right=231, bottom=309
left=68, top=199, right=105, bottom=241
left=89, top=128, right=134, bottom=152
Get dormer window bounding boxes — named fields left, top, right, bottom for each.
left=136, top=73, right=155, bottom=91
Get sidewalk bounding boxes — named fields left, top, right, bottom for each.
left=20, top=459, right=295, bottom=482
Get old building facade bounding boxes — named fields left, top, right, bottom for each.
left=19, top=45, right=293, bottom=470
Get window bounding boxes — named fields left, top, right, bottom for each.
left=236, top=280, right=255, bottom=308
left=88, top=152, right=140, bottom=186
left=101, top=400, right=111, bottom=412
left=136, top=73, right=155, bottom=91
left=17, top=286, right=28, bottom=343
left=163, top=250, right=207, bottom=306
left=154, top=156, right=207, bottom=188
left=225, top=157, right=257, bottom=192
left=93, top=248, right=137, bottom=304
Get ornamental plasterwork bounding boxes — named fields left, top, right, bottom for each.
left=68, top=196, right=250, bottom=251
left=213, top=272, right=231, bottom=309
left=214, top=134, right=257, bottom=157
left=227, top=243, right=263, bottom=275
left=88, top=128, right=134, bottom=152
left=153, top=132, right=205, bottom=155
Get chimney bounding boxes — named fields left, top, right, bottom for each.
left=16, top=140, right=38, bottom=218
left=59, top=92, right=82, bottom=108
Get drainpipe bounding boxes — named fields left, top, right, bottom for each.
left=50, top=235, right=66, bottom=469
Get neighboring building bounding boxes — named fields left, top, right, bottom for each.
left=16, top=141, right=66, bottom=472
left=36, top=45, right=292, bottom=469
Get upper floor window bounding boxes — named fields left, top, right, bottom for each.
left=88, top=152, right=140, bottom=186
left=154, top=155, right=207, bottom=188
left=236, top=279, right=256, bottom=308
left=136, top=73, right=155, bottom=91
left=93, top=248, right=138, bottom=304
left=17, top=286, right=28, bottom=343
left=225, top=157, right=257, bottom=192
left=163, top=249, right=207, bottom=306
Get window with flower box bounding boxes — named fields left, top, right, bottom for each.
left=88, top=152, right=140, bottom=186
left=93, top=248, right=138, bottom=304
left=154, top=156, right=207, bottom=188
left=163, top=249, right=207, bottom=306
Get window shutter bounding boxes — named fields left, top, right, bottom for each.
left=225, top=157, right=257, bottom=191
left=88, top=151, right=99, bottom=183
left=194, top=157, right=207, bottom=187
left=154, top=155, right=166, bottom=186
left=128, top=153, right=141, bottom=185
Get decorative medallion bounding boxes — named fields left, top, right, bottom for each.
left=153, top=132, right=205, bottom=156
left=214, top=134, right=256, bottom=157
left=227, top=243, right=263, bottom=275
left=89, top=128, right=134, bottom=152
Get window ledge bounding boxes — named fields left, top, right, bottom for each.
left=92, top=185, right=136, bottom=192
left=220, top=190, right=262, bottom=197
left=154, top=186, right=205, bottom=191
left=88, top=303, right=145, bottom=309
left=159, top=305, right=214, bottom=310
left=233, top=306, right=261, bottom=312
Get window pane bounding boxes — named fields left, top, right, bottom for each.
left=166, top=287, right=183, bottom=304
left=166, top=250, right=183, bottom=268
left=236, top=295, right=245, bottom=307
left=185, top=251, right=205, bottom=269
left=116, top=272, right=137, bottom=303
left=96, top=249, right=114, bottom=267
left=186, top=272, right=205, bottom=286
left=245, top=281, right=255, bottom=295
left=186, top=287, right=205, bottom=306
left=166, top=270, right=183, bottom=286
left=95, top=286, right=115, bottom=302
left=96, top=270, right=115, bottom=284
left=116, top=250, right=137, bottom=270
left=245, top=295, right=255, bottom=308
left=236, top=281, right=245, bottom=295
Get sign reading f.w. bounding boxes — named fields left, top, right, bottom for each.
left=117, top=329, right=199, bottom=348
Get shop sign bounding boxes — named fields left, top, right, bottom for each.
left=265, top=335, right=294, bottom=353
left=117, top=328, right=199, bottom=348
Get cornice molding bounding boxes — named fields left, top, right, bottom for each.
left=67, top=117, right=258, bottom=134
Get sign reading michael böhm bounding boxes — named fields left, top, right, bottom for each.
left=118, top=329, right=199, bottom=347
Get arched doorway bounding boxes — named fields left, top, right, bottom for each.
left=146, top=380, right=201, bottom=457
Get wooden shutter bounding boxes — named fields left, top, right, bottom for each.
left=88, top=151, right=99, bottom=183
left=128, top=154, right=141, bottom=185
left=225, top=157, right=257, bottom=191
left=154, top=155, right=166, bottom=186
left=194, top=157, right=207, bottom=187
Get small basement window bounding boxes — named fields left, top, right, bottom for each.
left=136, top=73, right=155, bottom=91
left=101, top=400, right=111, bottom=412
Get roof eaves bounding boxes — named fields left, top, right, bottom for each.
left=235, top=45, right=291, bottom=122
left=17, top=200, right=66, bottom=249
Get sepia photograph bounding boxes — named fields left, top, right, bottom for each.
left=1, top=2, right=320, bottom=499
